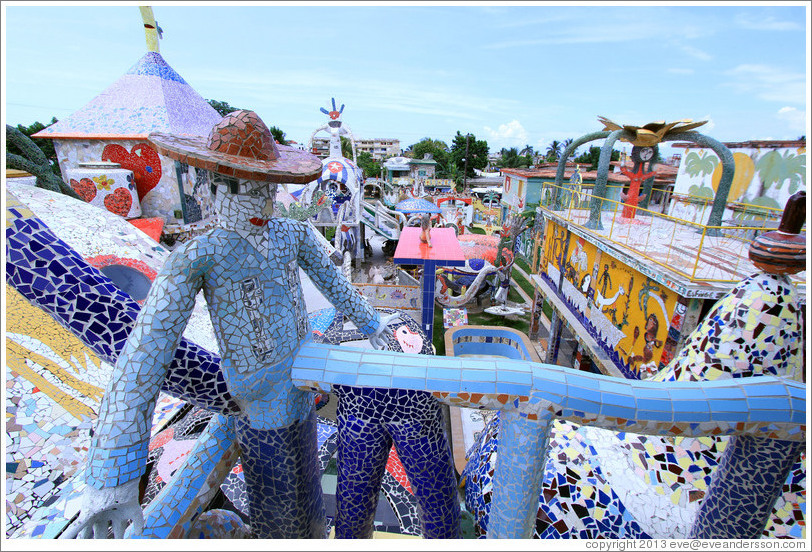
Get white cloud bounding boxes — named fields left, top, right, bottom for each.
left=776, top=106, right=807, bottom=134
left=722, top=64, right=806, bottom=105
left=735, top=13, right=804, bottom=31
left=484, top=9, right=714, bottom=49
left=680, top=45, right=712, bottom=61
left=667, top=68, right=695, bottom=75
left=193, top=67, right=519, bottom=124
left=483, top=120, right=529, bottom=149
left=699, top=115, right=715, bottom=132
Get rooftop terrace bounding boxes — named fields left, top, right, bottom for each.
left=536, top=181, right=806, bottom=299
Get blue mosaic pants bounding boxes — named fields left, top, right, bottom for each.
left=334, top=389, right=461, bottom=539
left=234, top=409, right=327, bottom=539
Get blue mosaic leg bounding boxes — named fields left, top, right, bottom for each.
left=234, top=409, right=326, bottom=539
left=334, top=414, right=392, bottom=539
left=690, top=436, right=803, bottom=538
left=388, top=411, right=461, bottom=538
left=489, top=409, right=552, bottom=539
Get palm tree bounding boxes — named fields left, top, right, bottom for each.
left=340, top=136, right=353, bottom=159
left=519, top=144, right=534, bottom=157
left=545, top=140, right=562, bottom=161
left=562, top=138, right=574, bottom=159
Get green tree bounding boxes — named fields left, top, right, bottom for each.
left=562, top=138, right=575, bottom=159
left=450, top=131, right=489, bottom=178
left=574, top=145, right=620, bottom=171
left=409, top=137, right=449, bottom=167
left=443, top=161, right=465, bottom=192
left=356, top=151, right=381, bottom=179
left=269, top=126, right=288, bottom=145
left=206, top=99, right=244, bottom=117
left=340, top=136, right=354, bottom=159
left=545, top=140, right=562, bottom=161
left=497, top=147, right=531, bottom=169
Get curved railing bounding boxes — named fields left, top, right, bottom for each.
left=290, top=340, right=804, bottom=538
left=360, top=199, right=407, bottom=240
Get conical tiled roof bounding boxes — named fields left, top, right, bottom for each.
left=33, top=52, right=221, bottom=139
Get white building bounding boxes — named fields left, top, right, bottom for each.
left=355, top=138, right=401, bottom=161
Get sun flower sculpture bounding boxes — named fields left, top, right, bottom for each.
left=597, top=116, right=707, bottom=147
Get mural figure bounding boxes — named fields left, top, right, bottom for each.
left=597, top=263, right=613, bottom=296
left=60, top=110, right=394, bottom=539
left=629, top=313, right=663, bottom=376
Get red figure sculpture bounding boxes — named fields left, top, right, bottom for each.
left=619, top=146, right=657, bottom=220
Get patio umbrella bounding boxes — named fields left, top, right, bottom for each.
left=395, top=197, right=442, bottom=214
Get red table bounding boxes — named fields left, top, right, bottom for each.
left=393, top=227, right=466, bottom=342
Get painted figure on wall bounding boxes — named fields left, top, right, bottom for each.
left=597, top=264, right=612, bottom=297
left=61, top=111, right=393, bottom=539
left=629, top=313, right=664, bottom=377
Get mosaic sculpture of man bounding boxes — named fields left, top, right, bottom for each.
left=61, top=110, right=393, bottom=539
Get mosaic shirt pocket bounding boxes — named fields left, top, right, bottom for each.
left=239, top=276, right=275, bottom=366
left=286, top=260, right=309, bottom=341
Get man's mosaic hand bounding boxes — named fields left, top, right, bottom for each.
left=60, top=479, right=143, bottom=539
left=369, top=313, right=401, bottom=350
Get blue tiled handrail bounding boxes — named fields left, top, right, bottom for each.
left=291, top=342, right=805, bottom=441
left=291, top=340, right=805, bottom=538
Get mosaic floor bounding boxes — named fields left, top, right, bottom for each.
left=555, top=207, right=807, bottom=289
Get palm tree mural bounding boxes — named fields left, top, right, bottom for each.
left=683, top=150, right=719, bottom=198
left=754, top=149, right=806, bottom=198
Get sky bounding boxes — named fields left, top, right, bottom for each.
left=3, top=2, right=810, bottom=160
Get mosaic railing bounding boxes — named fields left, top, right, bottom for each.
left=291, top=340, right=805, bottom=538
left=537, top=181, right=805, bottom=284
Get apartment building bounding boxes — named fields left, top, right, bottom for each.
left=355, top=138, right=401, bottom=161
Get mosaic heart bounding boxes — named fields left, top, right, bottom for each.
left=394, top=325, right=423, bottom=354
left=102, top=142, right=162, bottom=201
left=70, top=178, right=96, bottom=202
left=104, top=188, right=133, bottom=217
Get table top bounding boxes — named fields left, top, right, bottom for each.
left=393, top=227, right=466, bottom=266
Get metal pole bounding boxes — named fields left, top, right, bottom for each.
left=463, top=133, right=470, bottom=191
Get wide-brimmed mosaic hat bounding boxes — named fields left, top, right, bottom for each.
left=149, top=110, right=322, bottom=183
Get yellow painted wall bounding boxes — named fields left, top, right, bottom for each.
left=540, top=220, right=680, bottom=377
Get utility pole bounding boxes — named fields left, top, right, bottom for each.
left=463, top=133, right=470, bottom=191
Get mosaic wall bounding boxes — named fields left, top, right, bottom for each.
left=54, top=139, right=214, bottom=226
left=352, top=283, right=421, bottom=313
